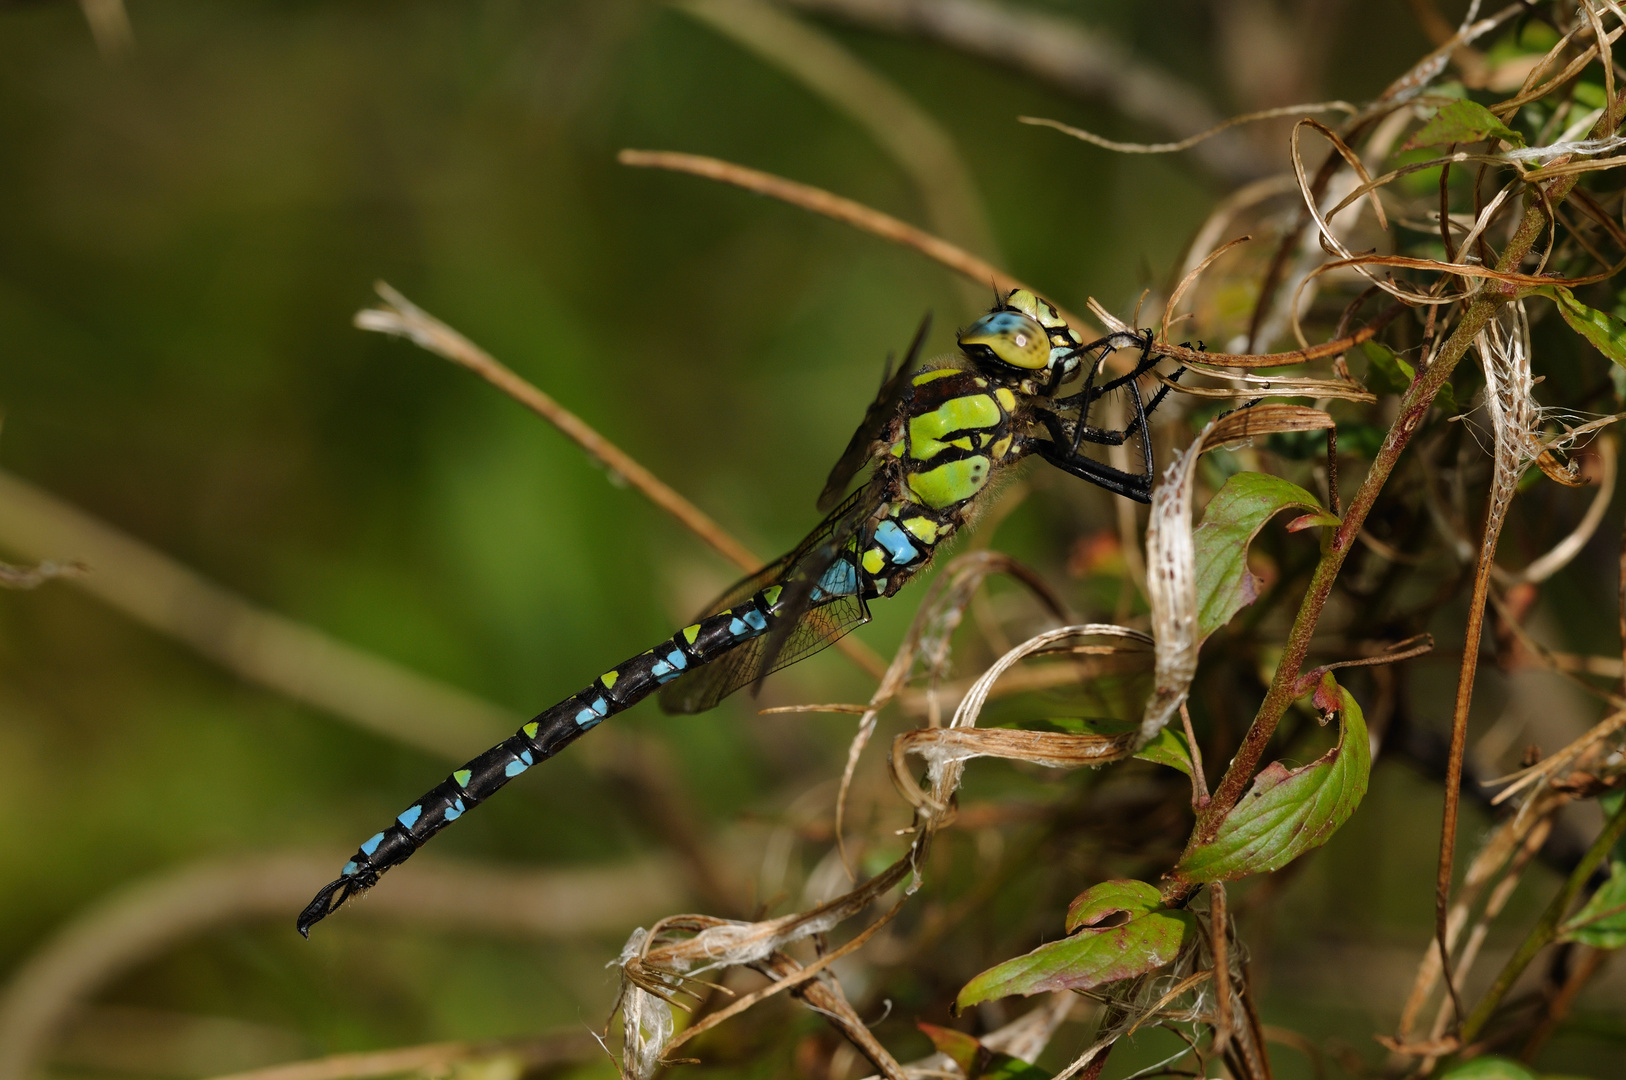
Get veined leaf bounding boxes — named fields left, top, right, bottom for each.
left=955, top=880, right=1193, bottom=1010
left=1194, top=472, right=1333, bottom=641
left=1401, top=98, right=1525, bottom=149
left=1363, top=341, right=1456, bottom=410
left=1174, top=676, right=1370, bottom=883
left=917, top=1022, right=984, bottom=1077
left=1533, top=285, right=1626, bottom=367
left=1134, top=724, right=1194, bottom=778
left=1560, top=855, right=1626, bottom=948
left=915, top=1024, right=1051, bottom=1080
left=1561, top=791, right=1626, bottom=948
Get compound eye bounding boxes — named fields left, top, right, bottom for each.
left=957, top=311, right=1049, bottom=370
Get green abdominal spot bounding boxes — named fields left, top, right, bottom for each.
left=907, top=456, right=991, bottom=508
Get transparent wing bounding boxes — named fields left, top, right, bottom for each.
left=659, top=482, right=880, bottom=715
left=816, top=313, right=931, bottom=513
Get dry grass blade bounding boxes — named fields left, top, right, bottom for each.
left=1206, top=404, right=1334, bottom=444
left=893, top=624, right=1149, bottom=813
left=892, top=726, right=1137, bottom=774
left=751, top=950, right=908, bottom=1080
left=1161, top=235, right=1252, bottom=346
left=201, top=1033, right=598, bottom=1080
left=1487, top=708, right=1626, bottom=804
left=1147, top=304, right=1402, bottom=372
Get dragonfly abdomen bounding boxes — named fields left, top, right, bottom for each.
left=296, top=592, right=780, bottom=936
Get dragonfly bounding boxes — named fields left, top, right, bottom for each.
left=297, top=289, right=1178, bottom=936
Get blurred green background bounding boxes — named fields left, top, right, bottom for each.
left=2, top=2, right=1620, bottom=1079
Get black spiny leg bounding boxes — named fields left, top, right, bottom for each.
left=1034, top=331, right=1185, bottom=503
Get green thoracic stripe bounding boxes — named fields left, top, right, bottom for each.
left=909, top=393, right=1000, bottom=460
left=907, top=456, right=992, bottom=508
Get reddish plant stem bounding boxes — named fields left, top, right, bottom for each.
left=1163, top=172, right=1575, bottom=905
left=1435, top=526, right=1500, bottom=1026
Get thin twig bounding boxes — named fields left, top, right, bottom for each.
left=1211, top=883, right=1232, bottom=1059
left=618, top=149, right=1089, bottom=333
left=357, top=283, right=759, bottom=573
left=774, top=0, right=1260, bottom=182
left=678, top=0, right=999, bottom=311
left=356, top=281, right=887, bottom=680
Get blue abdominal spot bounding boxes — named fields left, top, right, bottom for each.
left=360, top=831, right=385, bottom=856
left=397, top=805, right=422, bottom=830
left=873, top=519, right=920, bottom=564
left=816, top=559, right=858, bottom=598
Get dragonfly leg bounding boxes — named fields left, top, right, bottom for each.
left=1032, top=334, right=1186, bottom=503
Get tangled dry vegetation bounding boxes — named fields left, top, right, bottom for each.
left=594, top=4, right=1626, bottom=1078
left=9, top=2, right=1626, bottom=1080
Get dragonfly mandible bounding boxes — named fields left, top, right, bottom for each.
left=297, top=289, right=1178, bottom=936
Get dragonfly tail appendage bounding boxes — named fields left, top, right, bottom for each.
left=297, top=595, right=784, bottom=935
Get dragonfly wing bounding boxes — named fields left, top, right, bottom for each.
left=659, top=483, right=879, bottom=715
left=816, top=313, right=931, bottom=513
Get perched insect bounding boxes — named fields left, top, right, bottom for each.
left=297, top=289, right=1177, bottom=936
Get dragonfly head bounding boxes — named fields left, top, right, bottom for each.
left=957, top=290, right=1084, bottom=390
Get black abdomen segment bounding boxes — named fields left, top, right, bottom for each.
left=296, top=596, right=775, bottom=936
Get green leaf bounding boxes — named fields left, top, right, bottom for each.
left=1193, top=473, right=1331, bottom=641
left=1401, top=98, right=1525, bottom=150
left=955, top=880, right=1193, bottom=1010
left=979, top=1054, right=1050, bottom=1080
left=1533, top=285, right=1626, bottom=367
left=1561, top=792, right=1626, bottom=947
left=1362, top=341, right=1414, bottom=394
left=1573, top=81, right=1608, bottom=109
left=917, top=1023, right=984, bottom=1077
left=1134, top=724, right=1193, bottom=778
left=1363, top=341, right=1455, bottom=410
left=1561, top=856, right=1626, bottom=947
left=1174, top=676, right=1371, bottom=883
left=1439, top=1057, right=1539, bottom=1080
